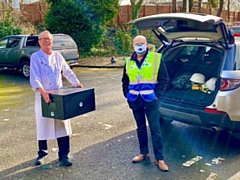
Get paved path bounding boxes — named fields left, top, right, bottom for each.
left=78, top=56, right=126, bottom=68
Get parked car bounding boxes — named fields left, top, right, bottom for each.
left=0, top=33, right=79, bottom=78
left=130, top=13, right=240, bottom=138
left=228, top=26, right=240, bottom=37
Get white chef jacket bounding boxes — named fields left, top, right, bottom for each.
left=30, top=50, right=80, bottom=140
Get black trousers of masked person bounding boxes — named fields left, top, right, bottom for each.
left=128, top=96, right=164, bottom=161
left=37, top=136, right=70, bottom=160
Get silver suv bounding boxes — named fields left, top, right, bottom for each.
left=130, top=13, right=240, bottom=138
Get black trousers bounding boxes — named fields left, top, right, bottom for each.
left=38, top=136, right=70, bottom=160
left=128, top=96, right=164, bottom=161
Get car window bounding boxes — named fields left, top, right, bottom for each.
left=180, top=46, right=198, bottom=55
left=6, top=37, right=21, bottom=48
left=205, top=47, right=211, bottom=52
left=164, top=45, right=214, bottom=61
left=232, top=27, right=240, bottom=33
left=0, top=38, right=8, bottom=48
left=159, top=19, right=217, bottom=33
left=25, top=36, right=39, bottom=47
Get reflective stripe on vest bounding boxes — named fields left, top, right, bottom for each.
left=125, top=52, right=161, bottom=102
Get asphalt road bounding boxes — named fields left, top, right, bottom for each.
left=1, top=68, right=240, bottom=180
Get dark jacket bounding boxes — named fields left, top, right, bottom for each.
left=122, top=50, right=169, bottom=102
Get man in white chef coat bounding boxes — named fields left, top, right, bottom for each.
left=30, top=30, right=83, bottom=166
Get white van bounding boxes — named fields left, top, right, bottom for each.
left=130, top=13, right=240, bottom=138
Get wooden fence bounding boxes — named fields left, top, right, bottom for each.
left=115, top=5, right=240, bottom=25
left=9, top=3, right=240, bottom=25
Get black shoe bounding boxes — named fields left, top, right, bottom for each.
left=58, top=158, right=72, bottom=167
left=35, top=155, right=47, bottom=166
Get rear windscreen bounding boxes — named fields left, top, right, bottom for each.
left=157, top=19, right=218, bottom=33
left=52, top=35, right=77, bottom=49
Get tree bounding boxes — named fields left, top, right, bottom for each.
left=209, top=0, right=218, bottom=8
left=227, top=0, right=230, bottom=22
left=130, top=0, right=144, bottom=36
left=83, top=0, right=120, bottom=25
left=130, top=0, right=144, bottom=20
left=229, top=0, right=240, bottom=12
left=198, top=0, right=202, bottom=13
left=217, top=0, right=224, bottom=16
left=45, top=0, right=119, bottom=54
left=182, top=0, right=193, bottom=12
left=172, top=0, right=177, bottom=13
left=0, top=2, right=22, bottom=38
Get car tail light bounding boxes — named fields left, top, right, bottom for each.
left=76, top=49, right=79, bottom=60
left=204, top=108, right=227, bottom=114
left=220, top=78, right=240, bottom=91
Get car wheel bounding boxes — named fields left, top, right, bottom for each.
left=159, top=117, right=173, bottom=126
left=21, top=61, right=30, bottom=79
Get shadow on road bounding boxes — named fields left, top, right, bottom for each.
left=1, top=123, right=240, bottom=180
left=0, top=69, right=23, bottom=77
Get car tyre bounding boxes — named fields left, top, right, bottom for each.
left=21, top=61, right=30, bottom=79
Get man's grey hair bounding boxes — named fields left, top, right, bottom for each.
left=38, top=30, right=53, bottom=40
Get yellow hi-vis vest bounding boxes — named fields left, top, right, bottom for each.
left=125, top=51, right=162, bottom=102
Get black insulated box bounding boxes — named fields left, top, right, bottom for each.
left=41, top=87, right=95, bottom=120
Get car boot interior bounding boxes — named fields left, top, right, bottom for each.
left=162, top=44, right=224, bottom=106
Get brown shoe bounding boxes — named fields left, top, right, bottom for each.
left=154, top=160, right=169, bottom=172
left=132, top=153, right=150, bottom=163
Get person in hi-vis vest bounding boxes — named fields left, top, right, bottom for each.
left=122, top=35, right=169, bottom=172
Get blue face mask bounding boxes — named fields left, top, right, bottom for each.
left=134, top=44, right=147, bottom=55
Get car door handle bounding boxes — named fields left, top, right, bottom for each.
left=1, top=50, right=6, bottom=53
left=14, top=50, right=18, bottom=52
